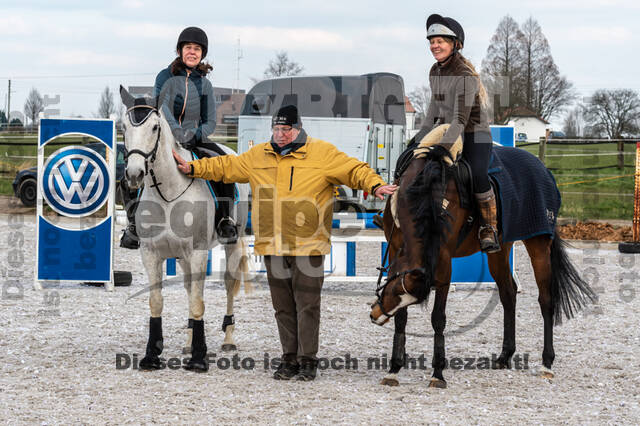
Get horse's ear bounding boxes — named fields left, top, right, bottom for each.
left=120, top=85, right=135, bottom=108
left=146, top=95, right=158, bottom=109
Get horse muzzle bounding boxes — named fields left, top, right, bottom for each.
left=125, top=166, right=145, bottom=189
left=370, top=303, right=390, bottom=326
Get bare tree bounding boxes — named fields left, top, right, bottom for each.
left=483, top=16, right=574, bottom=122
left=520, top=17, right=550, bottom=109
left=482, top=15, right=525, bottom=121
left=264, top=51, right=304, bottom=78
left=407, top=85, right=431, bottom=124
left=521, top=18, right=575, bottom=120
left=24, top=88, right=44, bottom=129
left=98, top=86, right=115, bottom=119
left=583, top=89, right=640, bottom=139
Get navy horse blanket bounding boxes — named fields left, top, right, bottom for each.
left=488, top=145, right=561, bottom=243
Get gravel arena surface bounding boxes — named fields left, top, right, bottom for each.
left=1, top=212, right=639, bottom=425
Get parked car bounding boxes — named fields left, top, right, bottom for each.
left=516, top=132, right=528, bottom=143
left=548, top=131, right=566, bottom=139
left=12, top=142, right=126, bottom=207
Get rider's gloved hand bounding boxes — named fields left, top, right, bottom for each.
left=172, top=127, right=197, bottom=150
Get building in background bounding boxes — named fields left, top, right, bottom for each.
left=502, top=107, right=549, bottom=142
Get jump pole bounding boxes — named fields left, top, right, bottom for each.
left=618, top=142, right=640, bottom=253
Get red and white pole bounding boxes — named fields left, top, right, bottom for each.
left=619, top=141, right=640, bottom=252
left=633, top=142, right=640, bottom=242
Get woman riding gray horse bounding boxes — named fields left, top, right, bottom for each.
left=121, top=26, right=237, bottom=248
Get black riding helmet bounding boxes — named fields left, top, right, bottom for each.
left=426, top=14, right=465, bottom=47
left=177, top=26, right=208, bottom=58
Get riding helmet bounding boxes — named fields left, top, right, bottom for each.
left=177, top=26, right=209, bottom=58
left=426, top=14, right=465, bottom=47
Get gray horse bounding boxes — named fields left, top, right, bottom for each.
left=120, top=86, right=252, bottom=372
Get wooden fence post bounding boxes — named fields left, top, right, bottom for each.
left=538, top=135, right=547, bottom=164
left=617, top=140, right=625, bottom=170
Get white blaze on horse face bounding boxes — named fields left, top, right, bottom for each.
left=374, top=293, right=418, bottom=325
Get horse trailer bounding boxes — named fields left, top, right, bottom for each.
left=237, top=73, right=407, bottom=211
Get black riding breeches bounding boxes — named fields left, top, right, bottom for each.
left=462, top=131, right=492, bottom=194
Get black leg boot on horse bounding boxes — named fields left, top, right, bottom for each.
left=139, top=317, right=163, bottom=370
left=476, top=188, right=501, bottom=253
left=184, top=319, right=208, bottom=372
left=120, top=178, right=140, bottom=250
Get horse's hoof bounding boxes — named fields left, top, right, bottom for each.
left=493, top=359, right=511, bottom=369
left=221, top=343, right=237, bottom=352
left=539, top=366, right=554, bottom=379
left=139, top=356, right=162, bottom=371
left=182, top=346, right=192, bottom=355
left=380, top=375, right=399, bottom=386
left=183, top=358, right=209, bottom=373
left=428, top=378, right=447, bottom=389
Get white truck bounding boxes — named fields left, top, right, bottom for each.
left=237, top=73, right=407, bottom=211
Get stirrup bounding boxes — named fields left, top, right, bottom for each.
left=217, top=217, right=238, bottom=244
left=478, top=225, right=500, bottom=253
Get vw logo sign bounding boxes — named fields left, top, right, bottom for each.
left=41, top=146, right=111, bottom=217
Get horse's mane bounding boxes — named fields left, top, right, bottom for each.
left=405, top=152, right=452, bottom=302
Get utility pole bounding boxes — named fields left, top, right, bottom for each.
left=234, top=38, right=243, bottom=94
left=7, top=80, right=11, bottom=124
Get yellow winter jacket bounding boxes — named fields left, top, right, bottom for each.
left=189, top=136, right=386, bottom=256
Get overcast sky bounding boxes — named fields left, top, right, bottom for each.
left=1, top=0, right=638, bottom=129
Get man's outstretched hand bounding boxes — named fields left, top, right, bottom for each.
left=374, top=184, right=398, bottom=200
left=172, top=149, right=191, bottom=174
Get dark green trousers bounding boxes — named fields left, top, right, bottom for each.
left=264, top=255, right=325, bottom=361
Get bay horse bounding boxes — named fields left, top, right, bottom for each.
left=369, top=145, right=597, bottom=388
left=120, top=87, right=252, bottom=372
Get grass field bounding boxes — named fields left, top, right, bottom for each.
left=518, top=142, right=637, bottom=220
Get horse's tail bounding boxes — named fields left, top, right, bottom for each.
left=230, top=236, right=255, bottom=296
left=550, top=231, right=598, bottom=325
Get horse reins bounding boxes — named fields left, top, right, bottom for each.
left=373, top=220, right=426, bottom=319
left=124, top=105, right=195, bottom=203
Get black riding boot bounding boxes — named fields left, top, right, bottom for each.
left=120, top=180, right=140, bottom=249
left=212, top=180, right=238, bottom=244
left=476, top=188, right=501, bottom=253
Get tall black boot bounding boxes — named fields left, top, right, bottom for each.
left=212, top=181, right=238, bottom=244
left=139, top=317, right=163, bottom=370
left=184, top=319, right=208, bottom=372
left=120, top=180, right=140, bottom=249
left=476, top=188, right=501, bottom=253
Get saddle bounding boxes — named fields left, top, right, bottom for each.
left=390, top=125, right=499, bottom=247
left=390, top=124, right=468, bottom=228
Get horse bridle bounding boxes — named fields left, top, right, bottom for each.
left=374, top=266, right=427, bottom=319
left=124, top=104, right=194, bottom=203
left=372, top=221, right=427, bottom=319
left=124, top=105, right=161, bottom=174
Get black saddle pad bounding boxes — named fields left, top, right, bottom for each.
left=488, top=146, right=561, bottom=242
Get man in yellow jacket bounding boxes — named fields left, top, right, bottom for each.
left=174, top=104, right=396, bottom=381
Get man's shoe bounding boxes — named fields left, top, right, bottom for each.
left=217, top=217, right=238, bottom=244
left=120, top=225, right=139, bottom=249
left=273, top=360, right=299, bottom=380
left=296, top=357, right=318, bottom=381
